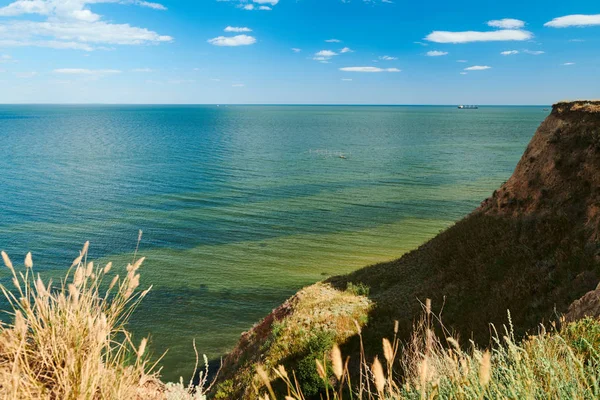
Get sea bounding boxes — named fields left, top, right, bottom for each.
left=0, top=105, right=548, bottom=381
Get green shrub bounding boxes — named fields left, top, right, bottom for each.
left=213, top=379, right=234, bottom=399
left=563, top=317, right=600, bottom=361
left=346, top=282, right=370, bottom=296
left=295, top=330, right=335, bottom=397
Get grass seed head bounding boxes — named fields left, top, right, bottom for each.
left=138, top=338, right=148, bottom=358
left=2, top=250, right=14, bottom=272
left=103, top=262, right=112, bottom=274
left=479, top=350, right=491, bottom=387
left=372, top=356, right=386, bottom=393
left=331, top=344, right=343, bottom=379
left=383, top=338, right=394, bottom=363
left=24, top=252, right=33, bottom=268
left=316, top=359, right=326, bottom=380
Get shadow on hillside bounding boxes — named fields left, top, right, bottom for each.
left=326, top=212, right=600, bottom=366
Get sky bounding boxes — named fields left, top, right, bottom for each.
left=0, top=0, right=598, bottom=104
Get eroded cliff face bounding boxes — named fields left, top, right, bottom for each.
left=481, top=101, right=600, bottom=242
left=214, top=102, right=600, bottom=399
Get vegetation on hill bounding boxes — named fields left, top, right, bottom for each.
left=258, top=311, right=600, bottom=400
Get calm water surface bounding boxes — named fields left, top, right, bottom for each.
left=0, top=105, right=547, bottom=380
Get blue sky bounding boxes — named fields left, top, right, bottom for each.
left=0, top=0, right=598, bottom=104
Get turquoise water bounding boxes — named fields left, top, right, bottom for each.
left=0, top=105, right=547, bottom=380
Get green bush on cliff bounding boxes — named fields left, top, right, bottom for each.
left=295, top=330, right=336, bottom=396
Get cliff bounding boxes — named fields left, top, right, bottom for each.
left=214, top=101, right=600, bottom=398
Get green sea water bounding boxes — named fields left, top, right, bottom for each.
left=0, top=105, right=548, bottom=380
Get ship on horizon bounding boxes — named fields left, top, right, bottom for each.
left=458, top=105, right=479, bottom=109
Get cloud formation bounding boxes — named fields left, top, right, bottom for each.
left=339, top=66, right=400, bottom=72
left=221, top=0, right=278, bottom=11
left=314, top=50, right=338, bottom=63
left=545, top=14, right=600, bottom=28
left=426, top=50, right=448, bottom=56
left=0, top=0, right=171, bottom=50
left=425, top=29, right=532, bottom=43
left=208, top=34, right=256, bottom=46
left=464, top=65, right=491, bottom=71
left=487, top=19, right=525, bottom=29
left=225, top=26, right=252, bottom=32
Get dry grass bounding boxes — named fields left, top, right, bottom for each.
left=571, top=103, right=600, bottom=113
left=0, top=242, right=212, bottom=400
left=555, top=101, right=600, bottom=113
left=256, top=303, right=600, bottom=399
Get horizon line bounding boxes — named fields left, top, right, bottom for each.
left=0, top=103, right=553, bottom=107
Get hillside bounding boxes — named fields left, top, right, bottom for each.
left=214, top=101, right=600, bottom=398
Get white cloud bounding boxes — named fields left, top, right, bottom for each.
left=225, top=26, right=252, bottom=32
left=426, top=50, right=448, bottom=56
left=136, top=1, right=166, bottom=10
left=0, top=0, right=172, bottom=51
left=562, top=62, right=575, bottom=66
left=208, top=35, right=256, bottom=46
left=291, top=48, right=301, bottom=53
left=524, top=50, right=545, bottom=55
left=379, top=55, right=397, bottom=60
left=460, top=72, right=468, bottom=75
left=464, top=65, right=491, bottom=71
left=456, top=59, right=467, bottom=63
left=341, top=78, right=352, bottom=81
left=425, top=29, right=532, bottom=43
left=545, top=14, right=600, bottom=28
left=340, top=47, right=353, bottom=53
left=235, top=0, right=276, bottom=11
left=487, top=19, right=525, bottom=29
left=501, top=50, right=519, bottom=55
left=325, top=39, right=341, bottom=43
left=339, top=66, right=400, bottom=73
left=314, top=49, right=338, bottom=62
left=315, top=50, right=337, bottom=57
